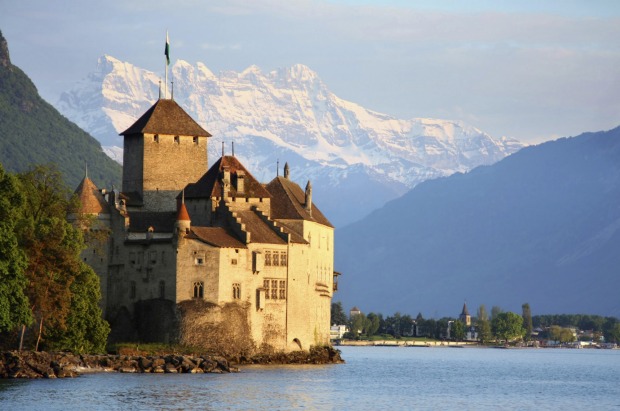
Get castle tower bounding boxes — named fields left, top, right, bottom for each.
left=459, top=302, right=471, bottom=326
left=72, top=172, right=111, bottom=314
left=120, top=99, right=211, bottom=212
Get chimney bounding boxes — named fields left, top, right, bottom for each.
left=304, top=180, right=312, bottom=216
left=236, top=170, right=245, bottom=194
left=222, top=166, right=231, bottom=199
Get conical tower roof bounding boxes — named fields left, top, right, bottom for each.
left=75, top=176, right=109, bottom=214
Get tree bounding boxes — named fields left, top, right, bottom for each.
left=46, top=263, right=110, bottom=353
left=548, top=326, right=576, bottom=343
left=331, top=301, right=348, bottom=326
left=476, top=305, right=492, bottom=344
left=491, top=312, right=524, bottom=342
left=451, top=320, right=465, bottom=341
left=491, top=306, right=502, bottom=321
left=15, top=165, right=109, bottom=352
left=605, top=323, right=620, bottom=344
left=0, top=164, right=32, bottom=335
left=366, top=312, right=381, bottom=336
left=522, top=303, right=533, bottom=342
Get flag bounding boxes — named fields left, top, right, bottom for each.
left=165, top=31, right=170, bottom=65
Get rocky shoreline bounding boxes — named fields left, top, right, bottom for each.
left=0, top=346, right=344, bottom=379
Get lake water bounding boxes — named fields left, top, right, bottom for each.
left=1, top=346, right=619, bottom=410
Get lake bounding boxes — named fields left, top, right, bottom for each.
left=1, top=346, right=619, bottom=410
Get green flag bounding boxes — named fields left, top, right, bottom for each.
left=165, top=31, right=170, bottom=65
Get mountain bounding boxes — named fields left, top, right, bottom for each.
left=56, top=55, right=523, bottom=227
left=335, top=126, right=620, bottom=318
left=0, top=31, right=120, bottom=189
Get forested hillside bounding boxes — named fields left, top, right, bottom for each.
left=0, top=30, right=120, bottom=189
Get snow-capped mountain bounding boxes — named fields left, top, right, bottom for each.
left=56, top=55, right=524, bottom=227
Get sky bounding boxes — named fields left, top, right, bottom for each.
left=1, top=0, right=619, bottom=144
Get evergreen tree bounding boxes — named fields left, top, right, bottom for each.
left=0, top=164, right=32, bottom=334
left=522, top=303, right=533, bottom=342
left=476, top=305, right=492, bottom=343
left=330, top=301, right=348, bottom=326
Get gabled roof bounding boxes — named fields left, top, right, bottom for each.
left=266, top=176, right=332, bottom=228
left=189, top=227, right=247, bottom=248
left=74, top=176, right=109, bottom=214
left=120, top=99, right=211, bottom=137
left=235, top=210, right=288, bottom=245
left=183, top=155, right=272, bottom=200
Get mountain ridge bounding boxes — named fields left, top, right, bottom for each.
left=335, top=126, right=620, bottom=317
left=56, top=55, right=524, bottom=226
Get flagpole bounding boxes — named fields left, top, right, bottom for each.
left=164, top=30, right=170, bottom=99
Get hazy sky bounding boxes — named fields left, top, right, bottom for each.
left=1, top=0, right=619, bottom=143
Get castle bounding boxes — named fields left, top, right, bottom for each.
left=74, top=98, right=337, bottom=353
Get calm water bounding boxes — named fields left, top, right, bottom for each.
left=1, top=346, right=619, bottom=410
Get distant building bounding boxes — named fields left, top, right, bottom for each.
left=459, top=302, right=471, bottom=326
left=73, top=98, right=338, bottom=353
left=330, top=325, right=348, bottom=340
left=349, top=306, right=362, bottom=318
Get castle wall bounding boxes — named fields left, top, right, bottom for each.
left=122, top=135, right=144, bottom=196
left=142, top=133, right=207, bottom=211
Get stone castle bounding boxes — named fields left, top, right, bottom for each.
left=74, top=98, right=337, bottom=353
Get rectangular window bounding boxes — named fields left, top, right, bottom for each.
left=279, top=280, right=286, bottom=300
left=130, top=281, right=136, bottom=299
left=154, top=135, right=159, bottom=143
left=272, top=252, right=279, bottom=266
left=264, top=279, right=270, bottom=299
left=159, top=280, right=165, bottom=299
left=193, top=136, right=198, bottom=144
left=149, top=251, right=157, bottom=265
left=129, top=252, right=136, bottom=265
left=231, top=258, right=237, bottom=265
left=264, top=251, right=272, bottom=266
left=174, top=136, right=180, bottom=144
left=271, top=280, right=278, bottom=299
left=233, top=283, right=241, bottom=300
left=195, top=257, right=204, bottom=265
left=280, top=252, right=287, bottom=267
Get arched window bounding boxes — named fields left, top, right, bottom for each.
left=232, top=283, right=241, bottom=300
left=193, top=281, right=204, bottom=299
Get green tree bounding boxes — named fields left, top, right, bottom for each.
left=491, top=312, right=524, bottom=342
left=0, top=164, right=32, bottom=335
left=605, top=323, right=620, bottom=344
left=548, top=325, right=576, bottom=343
left=366, top=312, right=381, bottom=336
left=331, top=301, right=348, bottom=325
left=451, top=320, right=465, bottom=341
left=476, top=305, right=492, bottom=344
left=522, top=303, right=533, bottom=342
left=16, top=165, right=108, bottom=352
left=46, top=263, right=110, bottom=353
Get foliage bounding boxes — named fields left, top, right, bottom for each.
left=605, top=323, right=620, bottom=344
left=491, top=306, right=502, bottom=321
left=0, top=34, right=121, bottom=189
left=491, top=312, right=524, bottom=342
left=476, top=305, right=492, bottom=344
left=522, top=303, right=533, bottom=342
left=451, top=320, right=465, bottom=341
left=547, top=326, right=576, bottom=343
left=0, top=164, right=32, bottom=333
left=46, top=263, right=110, bottom=353
left=9, top=164, right=110, bottom=352
left=330, top=302, right=348, bottom=326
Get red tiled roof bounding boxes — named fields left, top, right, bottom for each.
left=177, top=202, right=191, bottom=221
left=120, top=99, right=212, bottom=137
left=189, top=227, right=247, bottom=248
left=266, top=176, right=332, bottom=228
left=74, top=176, right=109, bottom=214
left=183, top=155, right=272, bottom=200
